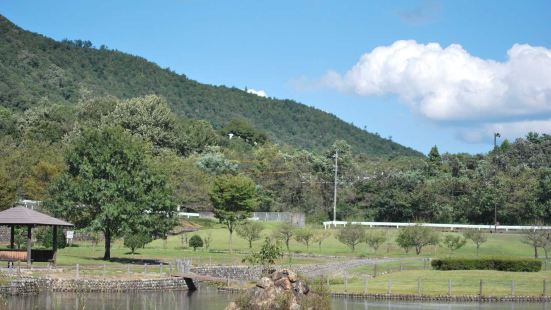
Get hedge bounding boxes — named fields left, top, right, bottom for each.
left=431, top=257, right=542, bottom=272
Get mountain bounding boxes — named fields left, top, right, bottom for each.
left=0, top=15, right=421, bottom=157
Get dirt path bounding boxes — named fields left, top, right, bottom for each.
left=297, top=257, right=416, bottom=277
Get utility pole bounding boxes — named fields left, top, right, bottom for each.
left=333, top=149, right=338, bottom=227
left=493, top=132, right=500, bottom=232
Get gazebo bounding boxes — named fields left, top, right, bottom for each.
left=0, top=206, right=73, bottom=266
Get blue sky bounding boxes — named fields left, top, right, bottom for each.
left=2, top=0, right=551, bottom=154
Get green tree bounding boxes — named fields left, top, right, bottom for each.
left=189, top=235, right=204, bottom=251
left=236, top=221, right=264, bottom=249
left=47, top=126, right=177, bottom=260
left=442, top=234, right=467, bottom=255
left=364, top=229, right=387, bottom=253
left=209, top=174, right=258, bottom=253
left=336, top=224, right=365, bottom=252
left=312, top=229, right=331, bottom=252
left=462, top=230, right=488, bottom=256
left=273, top=222, right=295, bottom=253
left=0, top=168, right=16, bottom=210
left=124, top=233, right=151, bottom=254
left=242, top=237, right=283, bottom=271
left=35, top=226, right=68, bottom=249
left=294, top=226, right=315, bottom=251
left=396, top=225, right=439, bottom=255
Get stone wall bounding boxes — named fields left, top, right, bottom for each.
left=190, top=266, right=263, bottom=281
left=0, top=277, right=188, bottom=295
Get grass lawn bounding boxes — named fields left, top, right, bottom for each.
left=4, top=219, right=543, bottom=270
left=328, top=269, right=551, bottom=296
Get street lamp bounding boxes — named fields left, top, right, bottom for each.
left=493, top=132, right=501, bottom=150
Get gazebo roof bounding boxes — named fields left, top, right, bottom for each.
left=0, top=206, right=73, bottom=226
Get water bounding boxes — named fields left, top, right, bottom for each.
left=4, top=288, right=550, bottom=310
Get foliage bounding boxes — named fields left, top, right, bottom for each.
left=522, top=229, right=547, bottom=258
left=35, top=226, right=67, bottom=249
left=209, top=174, right=258, bottom=253
left=364, top=229, right=387, bottom=252
left=242, top=237, right=283, bottom=269
left=336, top=224, right=365, bottom=252
left=396, top=225, right=439, bottom=255
left=196, top=151, right=238, bottom=176
left=189, top=235, right=203, bottom=251
left=124, top=233, right=151, bottom=254
left=431, top=257, right=542, bottom=272
left=442, top=235, right=467, bottom=254
left=312, top=229, right=332, bottom=252
left=463, top=230, right=488, bottom=256
left=0, top=15, right=419, bottom=156
left=273, top=222, right=295, bottom=253
left=294, top=226, right=315, bottom=251
left=236, top=221, right=264, bottom=248
left=47, top=126, right=177, bottom=260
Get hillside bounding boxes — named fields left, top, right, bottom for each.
left=0, top=15, right=420, bottom=156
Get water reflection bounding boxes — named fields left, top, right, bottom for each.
left=5, top=288, right=550, bottom=310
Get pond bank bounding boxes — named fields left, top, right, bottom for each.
left=0, top=277, right=188, bottom=295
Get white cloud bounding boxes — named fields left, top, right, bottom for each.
left=246, top=88, right=267, bottom=97
left=324, top=40, right=551, bottom=122
left=322, top=40, right=551, bottom=143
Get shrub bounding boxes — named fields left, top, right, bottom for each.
left=336, top=224, right=365, bottom=252
left=396, top=224, right=439, bottom=255
left=189, top=234, right=204, bottom=251
left=124, top=233, right=151, bottom=254
left=431, top=257, right=542, bottom=272
left=35, top=226, right=68, bottom=249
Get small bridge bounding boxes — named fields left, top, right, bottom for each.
left=171, top=272, right=238, bottom=291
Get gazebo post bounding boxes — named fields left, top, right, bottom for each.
left=27, top=225, right=32, bottom=266
left=10, top=225, right=14, bottom=249
left=52, top=225, right=58, bottom=265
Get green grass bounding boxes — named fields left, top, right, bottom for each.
left=32, top=221, right=543, bottom=267
left=328, top=270, right=551, bottom=296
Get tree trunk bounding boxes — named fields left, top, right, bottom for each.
left=229, top=230, right=233, bottom=254
left=104, top=229, right=111, bottom=260
left=476, top=244, right=479, bottom=256
left=535, top=246, right=539, bottom=259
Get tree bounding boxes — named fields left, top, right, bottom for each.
left=396, top=225, right=439, bottom=255
left=443, top=235, right=467, bottom=255
left=312, top=229, right=331, bottom=252
left=0, top=168, right=16, bottom=210
left=209, top=174, right=258, bottom=253
left=336, top=224, right=365, bottom=252
left=463, top=230, right=487, bottom=256
left=35, top=227, right=67, bottom=249
left=189, top=235, right=204, bottom=251
left=294, top=226, right=315, bottom=251
left=203, top=231, right=213, bottom=251
left=522, top=228, right=546, bottom=258
left=236, top=221, right=264, bottom=249
left=273, top=222, right=295, bottom=253
left=124, top=233, right=151, bottom=254
left=47, top=126, right=177, bottom=260
left=364, top=229, right=387, bottom=253
left=242, top=237, right=283, bottom=272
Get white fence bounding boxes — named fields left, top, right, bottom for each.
left=322, top=221, right=551, bottom=231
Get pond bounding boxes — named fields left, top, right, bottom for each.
left=5, top=287, right=550, bottom=310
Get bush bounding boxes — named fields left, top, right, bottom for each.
left=189, top=234, right=203, bottom=251
left=431, top=257, right=542, bottom=272
left=124, top=233, right=151, bottom=254
left=36, top=226, right=67, bottom=249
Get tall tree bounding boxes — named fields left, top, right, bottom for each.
left=47, top=126, right=176, bottom=260
left=209, top=174, right=258, bottom=253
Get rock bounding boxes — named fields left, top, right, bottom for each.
left=274, top=278, right=292, bottom=290
left=256, top=277, right=273, bottom=289
left=293, top=280, right=309, bottom=295
left=225, top=302, right=239, bottom=310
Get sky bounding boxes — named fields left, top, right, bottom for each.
left=1, top=0, right=551, bottom=154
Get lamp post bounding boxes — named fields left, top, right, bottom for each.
left=493, top=132, right=501, bottom=150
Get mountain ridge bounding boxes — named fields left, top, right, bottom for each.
left=0, top=15, right=421, bottom=157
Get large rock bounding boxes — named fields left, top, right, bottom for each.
left=225, top=269, right=313, bottom=310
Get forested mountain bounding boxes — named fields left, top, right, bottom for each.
left=0, top=15, right=420, bottom=156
